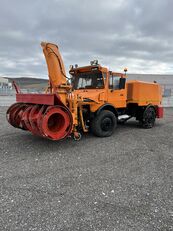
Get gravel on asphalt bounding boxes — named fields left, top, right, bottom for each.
left=0, top=107, right=172, bottom=231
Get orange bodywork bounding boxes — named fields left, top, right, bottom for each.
left=71, top=66, right=127, bottom=112
left=126, top=80, right=162, bottom=106
left=71, top=68, right=162, bottom=112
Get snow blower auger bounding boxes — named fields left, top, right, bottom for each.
left=7, top=42, right=163, bottom=141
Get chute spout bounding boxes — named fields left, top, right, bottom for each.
left=41, top=42, right=67, bottom=88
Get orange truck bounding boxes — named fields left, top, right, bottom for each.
left=6, top=42, right=163, bottom=140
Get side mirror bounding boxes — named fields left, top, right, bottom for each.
left=119, top=78, right=126, bottom=89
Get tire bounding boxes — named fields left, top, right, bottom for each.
left=139, top=106, right=156, bottom=128
left=91, top=110, right=117, bottom=137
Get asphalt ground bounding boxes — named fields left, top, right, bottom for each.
left=0, top=107, right=172, bottom=231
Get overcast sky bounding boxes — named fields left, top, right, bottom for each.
left=0, top=0, right=173, bottom=78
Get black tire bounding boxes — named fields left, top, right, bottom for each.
left=91, top=110, right=117, bottom=137
left=139, top=107, right=156, bottom=128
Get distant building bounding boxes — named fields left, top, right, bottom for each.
left=0, top=77, right=12, bottom=95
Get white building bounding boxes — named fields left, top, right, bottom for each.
left=0, top=77, right=12, bottom=95
left=0, top=77, right=12, bottom=88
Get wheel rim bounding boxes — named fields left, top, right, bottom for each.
left=101, top=117, right=112, bottom=131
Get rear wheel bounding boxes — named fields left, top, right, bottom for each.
left=91, top=110, right=117, bottom=137
left=139, top=106, right=156, bottom=128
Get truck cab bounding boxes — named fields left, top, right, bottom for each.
left=68, top=62, right=128, bottom=137
left=69, top=62, right=127, bottom=113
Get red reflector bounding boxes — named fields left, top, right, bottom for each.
left=156, top=106, right=164, bottom=118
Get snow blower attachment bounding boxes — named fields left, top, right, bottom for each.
left=7, top=42, right=163, bottom=141
left=7, top=42, right=73, bottom=140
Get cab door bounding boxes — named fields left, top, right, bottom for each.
left=107, top=73, right=127, bottom=108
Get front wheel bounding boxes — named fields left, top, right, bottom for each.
left=91, top=110, right=117, bottom=137
left=139, top=106, right=156, bottom=128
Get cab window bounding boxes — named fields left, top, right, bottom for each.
left=73, top=72, right=104, bottom=89
left=109, top=74, right=121, bottom=89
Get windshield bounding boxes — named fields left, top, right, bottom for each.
left=73, top=72, right=104, bottom=89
